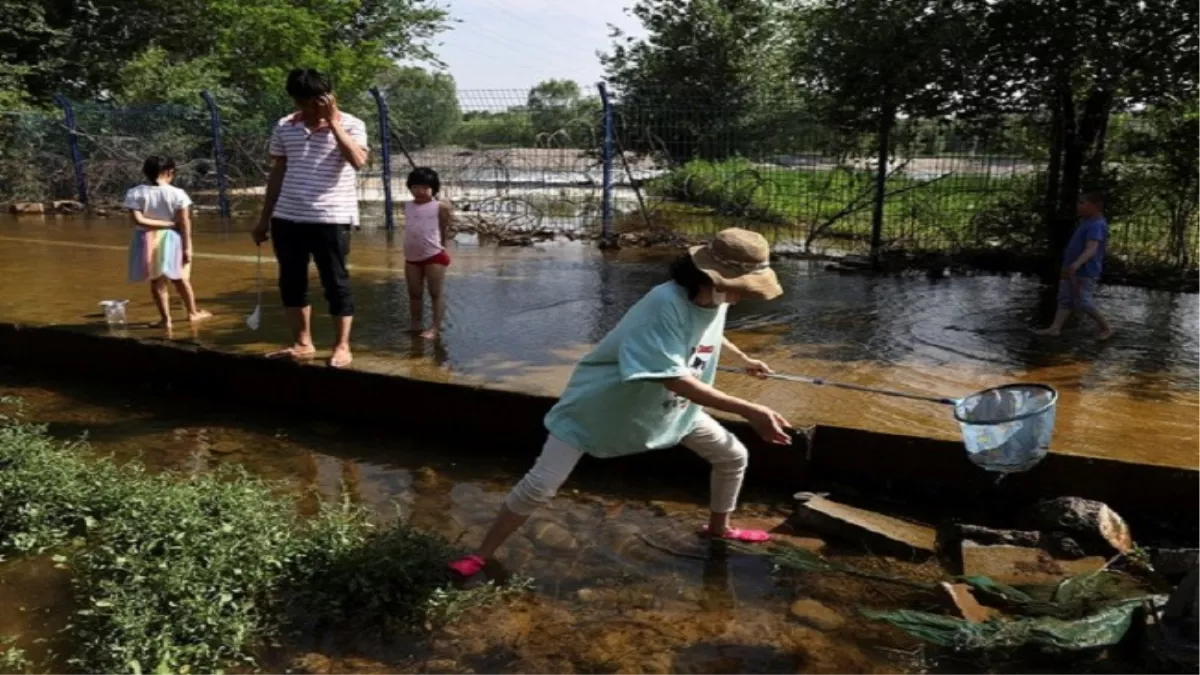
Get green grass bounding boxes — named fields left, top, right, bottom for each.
left=643, top=158, right=1199, bottom=271
left=0, top=405, right=523, bottom=675
left=645, top=158, right=1016, bottom=252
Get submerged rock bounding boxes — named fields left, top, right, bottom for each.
left=10, top=202, right=45, bottom=214
left=789, top=598, right=845, bottom=631
left=532, top=520, right=577, bottom=552
left=210, top=440, right=242, bottom=455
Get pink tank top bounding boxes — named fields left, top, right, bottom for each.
left=403, top=200, right=444, bottom=262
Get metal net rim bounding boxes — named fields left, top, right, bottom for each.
left=952, top=383, right=1059, bottom=426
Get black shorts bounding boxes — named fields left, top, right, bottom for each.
left=271, top=218, right=354, bottom=316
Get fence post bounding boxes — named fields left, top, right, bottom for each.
left=597, top=83, right=614, bottom=245
left=199, top=90, right=231, bottom=218
left=870, top=103, right=895, bottom=269
left=368, top=86, right=396, bottom=232
left=52, top=94, right=88, bottom=206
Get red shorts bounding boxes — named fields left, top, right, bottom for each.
left=407, top=251, right=451, bottom=267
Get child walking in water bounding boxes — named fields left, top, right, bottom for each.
left=403, top=167, right=452, bottom=339
left=1033, top=191, right=1113, bottom=340
left=450, top=228, right=793, bottom=578
left=124, top=155, right=210, bottom=329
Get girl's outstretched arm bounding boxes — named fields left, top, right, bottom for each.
left=128, top=209, right=175, bottom=229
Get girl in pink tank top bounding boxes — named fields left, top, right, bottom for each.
left=403, top=168, right=453, bottom=339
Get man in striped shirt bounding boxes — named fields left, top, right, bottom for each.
left=253, top=68, right=368, bottom=368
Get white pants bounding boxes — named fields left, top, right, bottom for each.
left=504, top=412, right=749, bottom=516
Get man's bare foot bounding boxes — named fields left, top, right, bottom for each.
left=147, top=320, right=172, bottom=330
left=329, top=345, right=353, bottom=368
left=267, top=344, right=317, bottom=361
left=1031, top=327, right=1060, bottom=336
left=1097, top=328, right=1115, bottom=341
left=419, top=328, right=439, bottom=340
left=188, top=310, right=213, bottom=323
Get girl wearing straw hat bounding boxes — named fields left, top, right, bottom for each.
left=450, top=228, right=792, bottom=577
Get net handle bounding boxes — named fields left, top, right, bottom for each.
left=718, top=366, right=958, bottom=406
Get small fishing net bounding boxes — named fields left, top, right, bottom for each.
left=953, top=384, right=1058, bottom=473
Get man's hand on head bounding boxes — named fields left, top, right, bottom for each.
left=316, top=95, right=339, bottom=128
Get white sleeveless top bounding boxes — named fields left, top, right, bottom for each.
left=402, top=200, right=443, bottom=262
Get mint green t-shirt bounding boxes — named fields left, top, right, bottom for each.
left=544, top=282, right=727, bottom=458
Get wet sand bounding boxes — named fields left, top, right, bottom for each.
left=0, top=214, right=1196, bottom=468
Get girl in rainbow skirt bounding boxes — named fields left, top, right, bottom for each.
left=124, top=155, right=211, bottom=329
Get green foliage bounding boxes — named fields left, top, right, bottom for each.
left=793, top=0, right=977, bottom=128
left=526, top=80, right=601, bottom=145
left=115, top=47, right=239, bottom=108
left=1109, top=104, right=1200, bottom=267
left=453, top=110, right=536, bottom=149
left=377, top=66, right=461, bottom=149
left=0, top=0, right=65, bottom=106
left=12, top=0, right=450, bottom=110
left=602, top=0, right=802, bottom=162
left=0, top=415, right=523, bottom=674
left=0, top=636, right=32, bottom=675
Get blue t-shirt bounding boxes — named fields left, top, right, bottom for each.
left=545, top=282, right=727, bottom=458
left=1063, top=216, right=1107, bottom=278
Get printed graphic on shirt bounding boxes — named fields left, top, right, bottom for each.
left=664, top=342, right=717, bottom=412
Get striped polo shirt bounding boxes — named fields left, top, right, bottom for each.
left=268, top=112, right=369, bottom=226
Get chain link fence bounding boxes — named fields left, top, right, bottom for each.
left=2, top=89, right=1195, bottom=276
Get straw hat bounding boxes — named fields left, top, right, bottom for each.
left=689, top=228, right=783, bottom=301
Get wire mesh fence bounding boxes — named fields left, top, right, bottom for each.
left=2, top=88, right=1195, bottom=275
left=382, top=89, right=605, bottom=241
left=0, top=111, right=74, bottom=203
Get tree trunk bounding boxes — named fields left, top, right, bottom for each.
left=870, top=99, right=894, bottom=270
left=1053, top=87, right=1113, bottom=274
left=1084, top=113, right=1109, bottom=186
left=1043, top=103, right=1063, bottom=249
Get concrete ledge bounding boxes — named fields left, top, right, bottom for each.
left=0, top=322, right=1194, bottom=537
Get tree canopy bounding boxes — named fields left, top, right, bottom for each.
left=3, top=0, right=450, bottom=111
left=376, top=66, right=461, bottom=150
left=601, top=0, right=800, bottom=160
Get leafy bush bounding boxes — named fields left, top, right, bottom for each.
left=0, top=413, right=523, bottom=674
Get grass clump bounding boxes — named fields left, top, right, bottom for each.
left=0, top=412, right=523, bottom=674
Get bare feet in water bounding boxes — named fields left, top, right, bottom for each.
left=188, top=310, right=213, bottom=323
left=1031, top=327, right=1061, bottom=336
left=329, top=344, right=353, bottom=368
left=1097, top=327, right=1115, bottom=341
left=419, top=328, right=439, bottom=340
left=267, top=343, right=317, bottom=361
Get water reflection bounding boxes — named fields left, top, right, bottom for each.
left=0, top=214, right=1196, bottom=466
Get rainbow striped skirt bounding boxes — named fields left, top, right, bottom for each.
left=128, top=228, right=185, bottom=282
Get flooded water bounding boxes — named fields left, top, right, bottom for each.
left=0, top=372, right=945, bottom=674
left=0, top=213, right=1197, bottom=469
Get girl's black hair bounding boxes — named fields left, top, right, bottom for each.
left=669, top=253, right=713, bottom=299
left=285, top=68, right=332, bottom=100
left=142, top=155, right=176, bottom=182
left=406, top=167, right=441, bottom=196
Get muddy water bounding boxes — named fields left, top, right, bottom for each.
left=0, top=373, right=943, bottom=674
left=0, top=214, right=1196, bottom=468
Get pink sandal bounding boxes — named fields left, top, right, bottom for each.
left=698, top=526, right=772, bottom=543
left=448, top=554, right=486, bottom=577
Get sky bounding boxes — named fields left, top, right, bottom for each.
left=432, top=0, right=646, bottom=92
